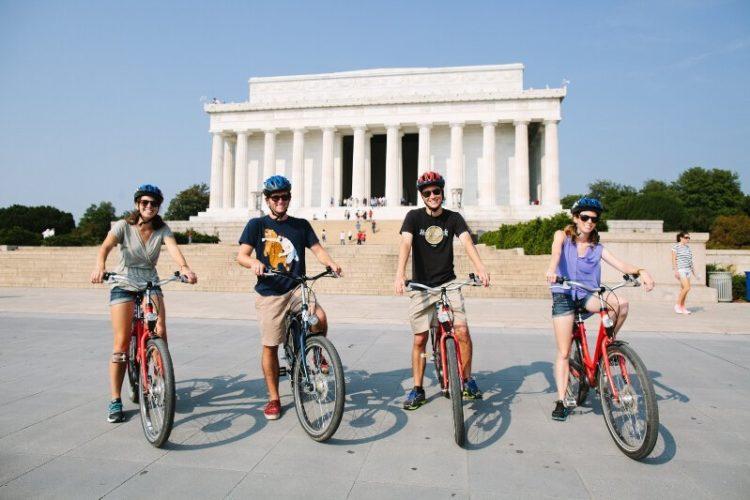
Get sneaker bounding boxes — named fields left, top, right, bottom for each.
left=264, top=400, right=282, bottom=420
left=681, top=306, right=692, bottom=315
left=463, top=377, right=483, bottom=400
left=674, top=304, right=683, bottom=314
left=403, top=387, right=426, bottom=410
left=551, top=400, right=569, bottom=421
left=107, top=398, right=124, bottom=423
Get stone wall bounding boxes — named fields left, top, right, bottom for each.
left=706, top=249, right=750, bottom=273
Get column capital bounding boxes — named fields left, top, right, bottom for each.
left=384, top=123, right=401, bottom=130
left=513, top=119, right=530, bottom=126
left=449, top=121, right=465, bottom=129
left=352, top=124, right=367, bottom=132
left=481, top=120, right=497, bottom=128
left=321, top=126, right=337, bottom=133
left=417, top=123, right=433, bottom=130
left=263, top=128, right=278, bottom=135
left=292, top=127, right=307, bottom=134
left=235, top=130, right=251, bottom=137
left=543, top=119, right=560, bottom=125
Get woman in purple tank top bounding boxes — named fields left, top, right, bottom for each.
left=544, top=197, right=655, bottom=421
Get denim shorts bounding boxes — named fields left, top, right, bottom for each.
left=551, top=292, right=593, bottom=318
left=109, top=286, right=163, bottom=306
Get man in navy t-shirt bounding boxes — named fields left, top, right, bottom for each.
left=237, top=175, right=342, bottom=421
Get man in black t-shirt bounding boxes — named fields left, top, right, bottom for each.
left=237, top=175, right=342, bottom=422
left=395, top=171, right=490, bottom=410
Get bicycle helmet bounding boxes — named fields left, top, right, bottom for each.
left=263, top=175, right=292, bottom=195
left=416, top=171, right=445, bottom=191
left=133, top=184, right=164, bottom=204
left=571, top=196, right=603, bottom=215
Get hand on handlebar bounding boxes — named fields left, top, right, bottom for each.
left=250, top=259, right=266, bottom=276
left=639, top=270, right=655, bottom=292
left=394, top=275, right=406, bottom=295
left=545, top=270, right=557, bottom=284
left=90, top=267, right=105, bottom=284
left=181, top=269, right=198, bottom=284
left=474, top=269, right=490, bottom=287
left=327, top=262, right=343, bottom=277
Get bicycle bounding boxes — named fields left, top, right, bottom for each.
left=405, top=274, right=482, bottom=447
left=102, top=271, right=188, bottom=447
left=557, top=274, right=660, bottom=460
left=264, top=266, right=345, bottom=442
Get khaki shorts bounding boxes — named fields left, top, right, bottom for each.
left=255, top=288, right=319, bottom=346
left=408, top=280, right=467, bottom=334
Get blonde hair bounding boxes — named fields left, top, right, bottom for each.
left=564, top=217, right=600, bottom=245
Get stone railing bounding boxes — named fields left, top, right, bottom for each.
left=706, top=249, right=750, bottom=273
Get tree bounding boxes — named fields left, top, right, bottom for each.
left=708, top=214, right=750, bottom=249
left=164, top=184, right=209, bottom=221
left=78, top=202, right=117, bottom=241
left=609, top=191, right=690, bottom=231
left=0, top=205, right=75, bottom=235
left=673, top=167, right=744, bottom=231
left=560, top=194, right=582, bottom=210
left=641, top=179, right=672, bottom=194
left=587, top=180, right=637, bottom=211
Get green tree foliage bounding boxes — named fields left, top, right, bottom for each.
left=78, top=202, right=117, bottom=241
left=560, top=194, right=581, bottom=210
left=707, top=214, right=750, bottom=249
left=587, top=180, right=637, bottom=210
left=673, top=167, right=744, bottom=231
left=0, top=227, right=43, bottom=246
left=0, top=205, right=75, bottom=235
left=165, top=184, right=209, bottom=221
left=479, top=213, right=572, bottom=255
left=609, top=191, right=690, bottom=231
left=41, top=232, right=98, bottom=246
left=172, top=229, right=220, bottom=244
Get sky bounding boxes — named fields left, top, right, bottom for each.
left=1, top=0, right=748, bottom=220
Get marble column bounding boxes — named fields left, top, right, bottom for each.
left=364, top=132, right=372, bottom=201
left=291, top=128, right=305, bottom=208
left=385, top=124, right=400, bottom=206
left=222, top=135, right=235, bottom=208
left=448, top=122, right=464, bottom=208
left=479, top=122, right=496, bottom=207
left=209, top=132, right=224, bottom=209
left=320, top=127, right=335, bottom=210
left=512, top=120, right=530, bottom=207
left=333, top=133, right=343, bottom=206
left=262, top=129, right=277, bottom=181
left=418, top=123, right=431, bottom=173
left=234, top=131, right=249, bottom=209
left=351, top=126, right=366, bottom=204
left=542, top=120, right=560, bottom=206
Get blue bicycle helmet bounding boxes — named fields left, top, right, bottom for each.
left=263, top=175, right=292, bottom=195
left=571, top=196, right=603, bottom=215
left=134, top=184, right=164, bottom=204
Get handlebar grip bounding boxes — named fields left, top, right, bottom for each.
left=326, top=266, right=332, bottom=272
left=469, top=273, right=475, bottom=281
left=404, top=280, right=412, bottom=287
left=102, top=272, right=113, bottom=280
left=555, top=276, right=567, bottom=284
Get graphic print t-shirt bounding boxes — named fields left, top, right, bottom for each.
left=238, top=215, right=319, bottom=296
left=399, top=208, right=470, bottom=287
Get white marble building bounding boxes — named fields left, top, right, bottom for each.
left=196, top=63, right=564, bottom=222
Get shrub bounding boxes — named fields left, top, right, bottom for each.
left=0, top=205, right=75, bottom=235
left=0, top=226, right=43, bottom=246
left=173, top=230, right=219, bottom=244
left=479, top=213, right=572, bottom=255
left=42, top=230, right=99, bottom=246
left=732, top=273, right=747, bottom=301
left=708, top=214, right=750, bottom=249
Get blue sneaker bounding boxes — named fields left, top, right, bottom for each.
left=107, top=398, right=124, bottom=423
left=552, top=400, right=569, bottom=421
left=403, top=387, right=426, bottom=410
left=463, top=377, right=483, bottom=400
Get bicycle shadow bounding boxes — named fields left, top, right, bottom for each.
left=463, top=361, right=556, bottom=450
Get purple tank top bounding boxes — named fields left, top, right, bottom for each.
left=550, top=236, right=604, bottom=299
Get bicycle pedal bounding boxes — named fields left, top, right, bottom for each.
left=564, top=397, right=577, bottom=408
left=278, top=367, right=288, bottom=377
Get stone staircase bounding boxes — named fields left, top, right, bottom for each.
left=0, top=242, right=550, bottom=298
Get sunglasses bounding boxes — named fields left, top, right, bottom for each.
left=269, top=194, right=291, bottom=202
left=578, top=214, right=599, bottom=223
left=682, top=236, right=691, bottom=240
left=421, top=188, right=442, bottom=198
left=139, top=200, right=160, bottom=208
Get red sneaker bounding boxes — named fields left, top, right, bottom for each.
left=264, top=399, right=281, bottom=420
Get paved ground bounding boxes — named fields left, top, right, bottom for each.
left=0, top=289, right=748, bottom=499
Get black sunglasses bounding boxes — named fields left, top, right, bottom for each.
left=682, top=235, right=691, bottom=240
left=579, top=214, right=599, bottom=223
left=269, top=194, right=291, bottom=202
left=421, top=188, right=442, bottom=198
left=139, top=200, right=160, bottom=208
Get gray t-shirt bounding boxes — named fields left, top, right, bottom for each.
left=110, top=219, right=174, bottom=291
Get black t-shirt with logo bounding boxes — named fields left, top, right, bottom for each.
left=399, top=208, right=470, bottom=287
left=238, top=215, right=319, bottom=296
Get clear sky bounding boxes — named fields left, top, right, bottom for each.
left=1, top=0, right=748, bottom=219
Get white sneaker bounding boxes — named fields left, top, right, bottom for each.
left=681, top=306, right=692, bottom=315
left=674, top=304, right=683, bottom=314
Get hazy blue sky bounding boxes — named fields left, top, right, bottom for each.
left=1, top=0, right=748, bottom=219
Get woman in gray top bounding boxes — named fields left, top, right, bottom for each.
left=90, top=184, right=197, bottom=423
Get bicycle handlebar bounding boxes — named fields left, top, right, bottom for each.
left=102, top=271, right=190, bottom=290
left=262, top=266, right=340, bottom=283
left=554, top=274, right=641, bottom=293
left=405, top=274, right=483, bottom=293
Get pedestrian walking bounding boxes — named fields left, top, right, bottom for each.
left=321, top=228, right=327, bottom=244
left=672, top=231, right=697, bottom=314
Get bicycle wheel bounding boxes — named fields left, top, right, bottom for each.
left=138, top=337, right=176, bottom=448
left=292, top=335, right=345, bottom=442
left=445, top=337, right=465, bottom=447
left=598, top=342, right=659, bottom=460
left=430, top=322, right=447, bottom=396
left=566, top=338, right=589, bottom=407
left=127, top=335, right=139, bottom=403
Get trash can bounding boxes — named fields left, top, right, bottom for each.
left=708, top=272, right=733, bottom=302
left=746, top=271, right=750, bottom=302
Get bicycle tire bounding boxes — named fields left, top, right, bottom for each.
left=598, top=342, right=659, bottom=460
left=430, top=323, right=446, bottom=395
left=445, top=337, right=465, bottom=447
left=566, top=338, right=589, bottom=406
left=127, top=335, right=139, bottom=404
left=292, top=335, right=345, bottom=442
left=138, top=337, right=176, bottom=448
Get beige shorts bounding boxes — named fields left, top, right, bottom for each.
left=255, top=287, right=319, bottom=346
left=408, top=280, right=467, bottom=334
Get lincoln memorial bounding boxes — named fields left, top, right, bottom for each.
left=194, top=63, right=565, bottom=223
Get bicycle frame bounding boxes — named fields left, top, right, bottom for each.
left=431, top=292, right=465, bottom=392
left=129, top=286, right=161, bottom=395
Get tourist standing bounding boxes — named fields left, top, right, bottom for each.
left=321, top=228, right=327, bottom=244
left=339, top=231, right=346, bottom=245
left=672, top=232, right=696, bottom=314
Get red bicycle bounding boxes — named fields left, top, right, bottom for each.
left=406, top=275, right=482, bottom=447
left=102, top=271, right=188, bottom=447
left=558, top=274, right=659, bottom=460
